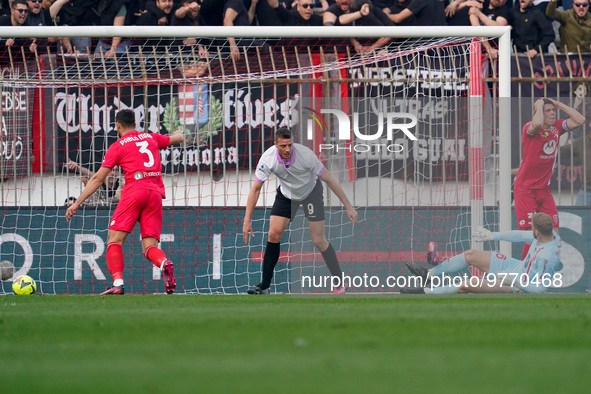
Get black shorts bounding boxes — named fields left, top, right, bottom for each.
left=270, top=179, right=325, bottom=222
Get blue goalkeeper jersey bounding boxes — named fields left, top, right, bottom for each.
left=493, top=230, right=561, bottom=292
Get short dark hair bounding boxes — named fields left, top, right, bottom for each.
left=115, top=109, right=136, bottom=129
left=275, top=128, right=292, bottom=141
left=12, top=0, right=28, bottom=9
left=542, top=98, right=554, bottom=106
left=532, top=212, right=553, bottom=237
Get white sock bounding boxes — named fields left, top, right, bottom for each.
left=113, top=279, right=124, bottom=287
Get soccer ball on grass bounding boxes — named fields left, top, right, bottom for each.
left=12, top=275, right=37, bottom=295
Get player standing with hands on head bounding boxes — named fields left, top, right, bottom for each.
left=66, top=109, right=185, bottom=295
left=243, top=128, right=358, bottom=294
left=514, top=98, right=584, bottom=259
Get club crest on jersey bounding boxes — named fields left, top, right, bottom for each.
left=134, top=172, right=143, bottom=180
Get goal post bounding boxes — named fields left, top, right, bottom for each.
left=0, top=26, right=512, bottom=294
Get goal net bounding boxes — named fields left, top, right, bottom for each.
left=0, top=26, right=511, bottom=294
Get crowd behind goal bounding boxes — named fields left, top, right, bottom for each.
left=0, top=0, right=590, bottom=60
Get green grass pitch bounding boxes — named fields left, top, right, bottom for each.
left=1, top=294, right=591, bottom=393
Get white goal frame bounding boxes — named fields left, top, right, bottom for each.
left=1, top=25, right=513, bottom=260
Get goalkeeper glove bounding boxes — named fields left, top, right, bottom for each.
left=472, top=226, right=494, bottom=241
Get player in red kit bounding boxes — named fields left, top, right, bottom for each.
left=66, top=109, right=185, bottom=295
left=514, top=98, right=584, bottom=258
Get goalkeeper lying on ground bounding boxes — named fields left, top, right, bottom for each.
left=402, top=212, right=561, bottom=294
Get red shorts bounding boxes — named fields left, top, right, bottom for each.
left=109, top=189, right=163, bottom=240
left=514, top=185, right=559, bottom=230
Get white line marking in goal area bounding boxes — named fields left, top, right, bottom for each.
left=212, top=234, right=222, bottom=280
left=74, top=234, right=106, bottom=281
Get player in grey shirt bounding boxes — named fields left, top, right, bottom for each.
left=243, top=128, right=358, bottom=294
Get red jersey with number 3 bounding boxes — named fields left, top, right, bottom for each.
left=514, top=119, right=569, bottom=190
left=102, top=131, right=170, bottom=198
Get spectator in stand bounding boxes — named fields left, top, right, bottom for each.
left=267, top=0, right=322, bottom=25
left=173, top=0, right=208, bottom=57
left=533, top=0, right=551, bottom=19
left=571, top=81, right=591, bottom=139
left=324, top=0, right=394, bottom=26
left=26, top=0, right=67, bottom=26
left=198, top=0, right=225, bottom=25
left=469, top=0, right=509, bottom=28
left=374, top=0, right=394, bottom=6
left=173, top=0, right=201, bottom=25
left=562, top=0, right=574, bottom=11
left=55, top=0, right=101, bottom=52
left=125, top=0, right=148, bottom=25
left=546, top=0, right=591, bottom=53
left=94, top=0, right=134, bottom=57
left=0, top=0, right=37, bottom=59
left=136, top=0, right=174, bottom=25
left=347, top=0, right=393, bottom=53
left=383, top=0, right=446, bottom=25
left=383, top=0, right=413, bottom=25
left=135, top=0, right=175, bottom=49
left=444, top=0, right=485, bottom=26
left=508, top=0, right=554, bottom=58
left=246, top=0, right=259, bottom=25
left=25, top=0, right=69, bottom=53
left=323, top=0, right=356, bottom=25
left=1, top=0, right=10, bottom=17
left=445, top=0, right=490, bottom=26
left=65, top=159, right=123, bottom=205
left=351, top=0, right=394, bottom=25
left=323, top=1, right=392, bottom=54
left=255, top=0, right=291, bottom=26
left=469, top=0, right=509, bottom=59
left=316, top=0, right=329, bottom=9
left=191, top=0, right=252, bottom=58
left=445, top=0, right=471, bottom=19
left=223, top=0, right=250, bottom=60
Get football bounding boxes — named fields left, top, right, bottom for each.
left=12, top=275, right=37, bottom=295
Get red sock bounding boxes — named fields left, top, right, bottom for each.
left=145, top=246, right=167, bottom=269
left=106, top=242, right=124, bottom=281
left=522, top=243, right=531, bottom=260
